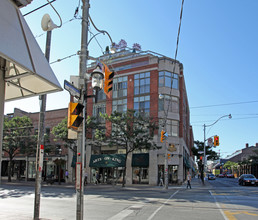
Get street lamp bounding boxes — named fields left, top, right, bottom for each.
left=203, top=114, right=232, bottom=173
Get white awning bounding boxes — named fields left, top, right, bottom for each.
left=0, top=0, right=62, bottom=101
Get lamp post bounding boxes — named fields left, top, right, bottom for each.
left=203, top=114, right=232, bottom=173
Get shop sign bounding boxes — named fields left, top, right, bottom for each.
left=89, top=154, right=126, bottom=167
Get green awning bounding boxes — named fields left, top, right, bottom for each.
left=132, top=153, right=149, bottom=167
left=89, top=154, right=126, bottom=168
left=71, top=155, right=76, bottom=168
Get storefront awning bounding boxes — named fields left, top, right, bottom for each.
left=132, top=153, right=149, bottom=167
left=0, top=0, right=62, bottom=101
left=89, top=154, right=126, bottom=168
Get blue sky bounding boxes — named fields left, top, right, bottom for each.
left=5, top=0, right=258, bottom=158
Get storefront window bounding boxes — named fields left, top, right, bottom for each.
left=158, top=165, right=178, bottom=184
left=28, top=161, right=36, bottom=179
left=132, top=167, right=149, bottom=184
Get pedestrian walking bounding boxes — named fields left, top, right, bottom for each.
left=186, top=171, right=191, bottom=189
left=159, top=171, right=164, bottom=186
left=96, top=171, right=100, bottom=184
left=65, top=170, right=69, bottom=182
left=84, top=171, right=88, bottom=185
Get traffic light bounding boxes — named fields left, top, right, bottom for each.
left=214, top=135, right=219, bottom=146
left=103, top=62, right=114, bottom=97
left=200, top=156, right=203, bottom=162
left=160, top=130, right=166, bottom=143
left=68, top=102, right=84, bottom=130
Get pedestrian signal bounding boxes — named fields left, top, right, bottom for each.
left=68, top=102, right=84, bottom=130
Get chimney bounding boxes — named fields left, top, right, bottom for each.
left=246, top=143, right=249, bottom=148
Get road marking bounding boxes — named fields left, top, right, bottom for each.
left=147, top=190, right=179, bottom=220
left=209, top=190, right=228, bottom=220
left=107, top=205, right=143, bottom=220
left=224, top=210, right=258, bottom=220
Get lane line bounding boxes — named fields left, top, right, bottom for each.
left=107, top=205, right=143, bottom=220
left=147, top=190, right=179, bottom=220
left=209, top=190, right=228, bottom=220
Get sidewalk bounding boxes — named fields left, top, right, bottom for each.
left=0, top=177, right=211, bottom=191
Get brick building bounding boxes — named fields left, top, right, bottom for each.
left=2, top=49, right=194, bottom=185
left=2, top=108, right=72, bottom=182
left=80, top=49, right=194, bottom=185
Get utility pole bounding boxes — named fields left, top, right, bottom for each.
left=164, top=140, right=168, bottom=189
left=203, top=124, right=206, bottom=172
left=76, top=0, right=89, bottom=219
left=34, top=30, right=52, bottom=220
left=0, top=58, right=5, bottom=185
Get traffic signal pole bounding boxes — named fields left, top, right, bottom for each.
left=203, top=114, right=231, bottom=174
left=76, top=0, right=89, bottom=219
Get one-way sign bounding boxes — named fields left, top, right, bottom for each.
left=64, top=80, right=81, bottom=99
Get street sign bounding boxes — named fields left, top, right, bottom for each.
left=198, top=151, right=204, bottom=154
left=208, top=137, right=213, bottom=147
left=168, top=144, right=177, bottom=152
left=64, top=80, right=81, bottom=99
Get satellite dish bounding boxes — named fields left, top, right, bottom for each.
left=41, top=14, right=57, bottom=32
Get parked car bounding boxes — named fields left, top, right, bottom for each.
left=208, top=174, right=216, bottom=180
left=226, top=174, right=234, bottom=178
left=218, top=174, right=224, bottom=178
left=238, top=174, right=258, bottom=186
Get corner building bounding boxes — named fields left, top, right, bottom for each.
left=84, top=50, right=194, bottom=185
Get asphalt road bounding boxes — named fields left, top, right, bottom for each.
left=0, top=178, right=258, bottom=220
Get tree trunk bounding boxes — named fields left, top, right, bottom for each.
left=122, top=154, right=128, bottom=187
left=58, top=165, right=61, bottom=185
left=8, top=159, right=12, bottom=182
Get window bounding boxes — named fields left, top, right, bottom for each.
left=158, top=95, right=179, bottom=113
left=134, top=72, right=150, bottom=95
left=96, top=89, right=106, bottom=102
left=112, top=99, right=127, bottom=113
left=159, top=119, right=179, bottom=137
left=93, top=104, right=106, bottom=123
left=134, top=95, right=150, bottom=116
left=113, top=76, right=128, bottom=98
left=159, top=71, right=178, bottom=89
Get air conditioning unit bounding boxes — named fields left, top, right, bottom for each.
left=12, top=0, right=33, bottom=8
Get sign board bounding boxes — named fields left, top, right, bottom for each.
left=198, top=151, right=204, bottom=154
left=68, top=128, right=78, bottom=139
left=168, top=144, right=177, bottom=152
left=64, top=80, right=81, bottom=99
left=208, top=137, right=213, bottom=147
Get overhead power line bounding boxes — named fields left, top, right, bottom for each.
left=163, top=0, right=184, bottom=127
left=190, top=100, right=258, bottom=109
